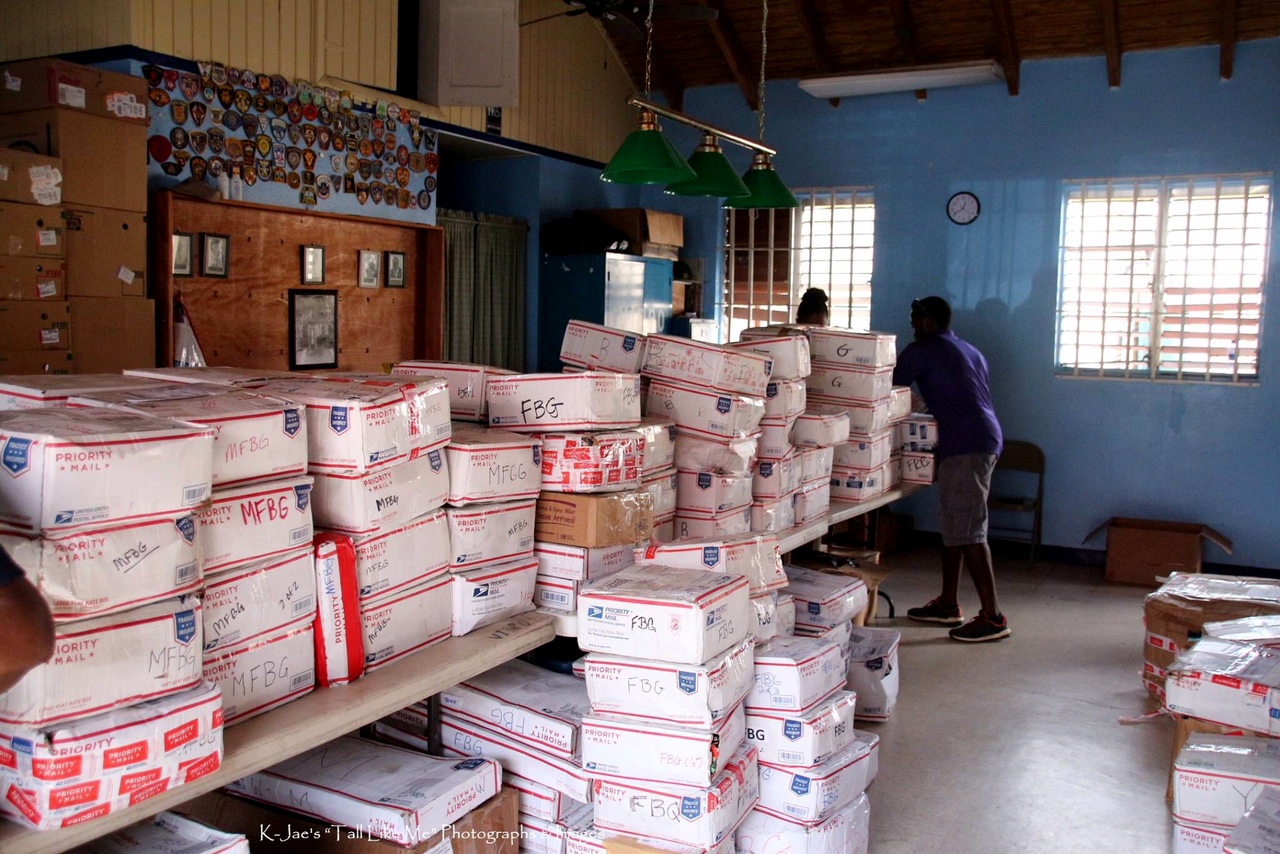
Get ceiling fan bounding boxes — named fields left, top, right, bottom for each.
left=523, top=0, right=718, bottom=43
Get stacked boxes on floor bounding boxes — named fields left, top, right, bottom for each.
left=0, top=404, right=223, bottom=830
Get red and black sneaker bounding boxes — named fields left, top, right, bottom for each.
left=906, top=597, right=963, bottom=626
left=948, top=611, right=1011, bottom=643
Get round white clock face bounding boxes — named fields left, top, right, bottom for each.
left=947, top=191, right=981, bottom=225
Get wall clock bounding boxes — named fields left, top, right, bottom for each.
left=947, top=191, right=981, bottom=225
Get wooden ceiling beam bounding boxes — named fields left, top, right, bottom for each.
left=706, top=0, right=760, bottom=111
left=650, top=43, right=687, bottom=112
left=1220, top=0, right=1239, bottom=79
left=793, top=0, right=837, bottom=73
left=1099, top=0, right=1122, bottom=88
left=886, top=0, right=919, bottom=62
left=989, top=0, right=1021, bottom=95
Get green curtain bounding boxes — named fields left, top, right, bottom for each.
left=439, top=208, right=528, bottom=370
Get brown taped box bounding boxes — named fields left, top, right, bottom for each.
left=62, top=205, right=147, bottom=297
left=0, top=299, right=69, bottom=349
left=584, top=208, right=683, bottom=258
left=177, top=785, right=518, bottom=853
left=1088, top=516, right=1233, bottom=587
left=0, top=58, right=149, bottom=123
left=535, top=490, right=654, bottom=548
left=0, top=350, right=74, bottom=374
left=0, top=148, right=62, bottom=205
left=67, top=296, right=154, bottom=373
left=1143, top=573, right=1280, bottom=698
left=0, top=257, right=64, bottom=300
left=1167, top=713, right=1270, bottom=801
left=0, top=201, right=64, bottom=257
left=0, top=109, right=148, bottom=212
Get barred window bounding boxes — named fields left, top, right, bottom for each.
left=1056, top=174, right=1271, bottom=382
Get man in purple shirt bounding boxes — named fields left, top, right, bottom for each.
left=892, top=296, right=1009, bottom=642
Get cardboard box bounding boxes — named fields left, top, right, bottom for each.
left=830, top=464, right=885, bottom=502
left=124, top=366, right=297, bottom=387
left=66, top=296, right=154, bottom=373
left=654, top=512, right=676, bottom=542
left=1224, top=786, right=1280, bottom=854
left=647, top=379, right=765, bottom=441
left=450, top=557, right=537, bottom=635
left=674, top=508, right=752, bottom=540
left=776, top=593, right=796, bottom=636
left=756, top=418, right=794, bottom=460
left=0, top=109, right=148, bottom=212
left=439, top=713, right=592, bottom=802
left=578, top=826, right=737, bottom=854
left=392, top=360, right=516, bottom=422
left=800, top=447, right=834, bottom=483
left=584, top=209, right=684, bottom=255
left=1174, top=735, right=1280, bottom=827
left=0, top=512, right=200, bottom=622
left=635, top=416, right=676, bottom=472
left=536, top=490, right=653, bottom=549
left=441, top=660, right=589, bottom=760
left=834, top=429, right=893, bottom=470
left=360, top=573, right=452, bottom=671
left=0, top=59, right=148, bottom=121
left=83, top=811, right=248, bottom=854
left=900, top=452, right=935, bottom=484
left=756, top=732, right=878, bottom=824
left=61, top=205, right=146, bottom=297
left=225, top=735, right=501, bottom=847
left=577, top=567, right=751, bottom=664
left=736, top=795, right=870, bottom=854
left=446, top=498, right=537, bottom=569
left=540, top=430, right=644, bottom=493
left=797, top=621, right=853, bottom=660
left=806, top=365, right=893, bottom=406
left=444, top=423, right=542, bottom=505
left=1165, top=637, right=1280, bottom=733
left=759, top=378, right=807, bottom=422
left=745, top=689, right=858, bottom=768
left=731, top=335, right=811, bottom=382
left=675, top=471, right=753, bottom=517
left=534, top=542, right=636, bottom=582
left=582, top=703, right=746, bottom=788
left=488, top=372, right=642, bottom=432
left=0, top=148, right=63, bottom=206
left=753, top=452, right=801, bottom=501
left=505, top=771, right=581, bottom=822
left=888, top=386, right=912, bottom=420
left=642, top=335, right=771, bottom=398
left=845, top=626, right=901, bottom=720
left=806, top=329, right=896, bottom=369
left=202, top=620, right=315, bottom=725
left=201, top=548, right=316, bottom=653
left=642, top=466, right=678, bottom=518
left=351, top=508, right=451, bottom=600
left=747, top=636, right=846, bottom=714
left=0, top=407, right=213, bottom=533
left=895, top=415, right=938, bottom=452
left=792, top=479, right=831, bottom=525
left=784, top=566, right=869, bottom=632
left=751, top=498, right=795, bottom=536
left=0, top=350, right=73, bottom=374
left=0, top=299, right=69, bottom=349
left=310, top=449, right=450, bottom=535
left=675, top=433, right=759, bottom=477
left=0, top=373, right=162, bottom=408
left=196, top=476, right=314, bottom=574
left=751, top=591, right=780, bottom=643
left=1088, top=517, right=1234, bottom=587
left=0, top=595, right=202, bottom=727
left=0, top=201, right=64, bottom=257
left=561, top=320, right=648, bottom=374
left=1173, top=818, right=1232, bottom=854
left=534, top=574, right=584, bottom=611
left=312, top=535, right=365, bottom=687
left=636, top=534, right=786, bottom=595
left=791, top=411, right=850, bottom=449
left=808, top=396, right=892, bottom=435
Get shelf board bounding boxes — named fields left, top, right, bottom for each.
left=778, top=484, right=928, bottom=554
left=0, top=612, right=556, bottom=854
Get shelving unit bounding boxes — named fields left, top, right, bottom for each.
left=778, top=484, right=928, bottom=553
left=0, top=612, right=556, bottom=854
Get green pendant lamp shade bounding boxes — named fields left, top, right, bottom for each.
left=664, top=134, right=750, bottom=197
left=724, top=152, right=799, bottom=209
left=601, top=111, right=696, bottom=185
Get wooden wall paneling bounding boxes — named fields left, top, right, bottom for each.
left=149, top=190, right=177, bottom=367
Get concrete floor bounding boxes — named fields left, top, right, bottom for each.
left=864, top=546, right=1174, bottom=854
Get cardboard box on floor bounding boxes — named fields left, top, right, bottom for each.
left=0, top=148, right=63, bottom=205
left=178, top=785, right=518, bottom=854
left=68, top=296, right=154, bottom=372
left=584, top=208, right=683, bottom=259
left=0, top=201, right=64, bottom=257
left=62, top=205, right=147, bottom=297
left=1087, top=517, right=1233, bottom=587
left=0, top=257, right=64, bottom=300
left=1167, top=713, right=1268, bottom=802
left=0, top=299, right=69, bottom=349
left=0, top=58, right=149, bottom=123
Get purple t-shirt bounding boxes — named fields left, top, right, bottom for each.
left=892, top=330, right=1003, bottom=461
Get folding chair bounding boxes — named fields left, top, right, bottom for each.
left=987, top=440, right=1045, bottom=565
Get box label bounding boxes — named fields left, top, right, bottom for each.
left=58, top=83, right=86, bottom=109
left=330, top=407, right=349, bottom=434
left=3, top=438, right=32, bottom=476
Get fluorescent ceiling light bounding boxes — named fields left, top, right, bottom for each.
left=798, top=60, right=1005, bottom=99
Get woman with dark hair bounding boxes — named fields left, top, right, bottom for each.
left=796, top=288, right=829, bottom=325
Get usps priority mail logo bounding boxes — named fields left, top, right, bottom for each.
left=2, top=437, right=32, bottom=476
left=452, top=759, right=486, bottom=771
left=697, top=473, right=712, bottom=490
left=587, top=606, right=605, bottom=619
left=472, top=584, right=490, bottom=599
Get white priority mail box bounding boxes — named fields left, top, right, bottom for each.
left=392, top=360, right=516, bottom=422
left=636, top=535, right=787, bottom=595
left=505, top=771, right=579, bottom=822
left=807, top=396, right=892, bottom=436
left=1166, top=638, right=1280, bottom=734
left=643, top=334, right=772, bottom=397
left=736, top=794, right=870, bottom=854
left=446, top=498, right=537, bottom=569
left=76, top=811, right=249, bottom=854
left=786, top=566, right=870, bottom=632
left=807, top=329, right=896, bottom=369
left=798, top=621, right=853, bottom=662
left=517, top=813, right=568, bottom=854
left=351, top=508, right=451, bottom=601
left=583, top=637, right=754, bottom=728
left=201, top=620, right=315, bottom=725
left=581, top=702, right=746, bottom=788
left=776, top=593, right=796, bottom=637
left=675, top=471, right=753, bottom=516
left=0, top=596, right=202, bottom=727
left=196, top=476, right=314, bottom=574
left=756, top=418, right=794, bottom=460
left=591, top=743, right=759, bottom=849
left=201, top=548, right=316, bottom=653
left=1205, top=616, right=1280, bottom=644
left=442, top=659, right=589, bottom=761
left=1221, top=786, right=1280, bottom=854
left=800, top=446, right=835, bottom=483
left=360, top=574, right=452, bottom=672
left=751, top=498, right=795, bottom=536
left=440, top=712, right=592, bottom=802
left=748, top=636, right=846, bottom=714
left=675, top=433, right=759, bottom=477
left=830, top=464, right=885, bottom=502
left=889, top=386, right=912, bottom=421
left=647, top=379, right=766, bottom=441
left=896, top=415, right=938, bottom=452
left=535, top=542, right=635, bottom=582
left=310, top=447, right=449, bottom=535
left=540, top=430, right=644, bottom=493
left=450, top=557, right=537, bottom=635
left=1176, top=819, right=1232, bottom=854
left=312, top=535, right=364, bottom=688
left=444, top=423, right=542, bottom=505
left=123, top=367, right=296, bottom=387
left=0, top=408, right=214, bottom=533
left=488, top=372, right=642, bottom=432
left=791, top=411, right=851, bottom=449
left=753, top=452, right=801, bottom=501
left=674, top=508, right=753, bottom=541
left=731, top=335, right=811, bottom=382
left=563, top=821, right=739, bottom=854
left=1174, top=735, right=1280, bottom=827
left=535, top=574, right=586, bottom=611
left=561, top=319, right=648, bottom=373
left=253, top=376, right=451, bottom=473
left=760, top=379, right=807, bottom=422
left=746, top=689, right=857, bottom=768
left=756, top=731, right=879, bottom=824
left=635, top=416, right=677, bottom=473
left=846, top=627, right=900, bottom=721
left=834, top=429, right=894, bottom=470
left=752, top=592, right=780, bottom=643
left=901, top=452, right=935, bottom=484
left=226, top=735, right=501, bottom=847
left=792, top=480, right=831, bottom=526
left=577, top=566, right=751, bottom=664
left=0, top=374, right=169, bottom=410
left=0, top=513, right=200, bottom=622
left=643, top=467, right=679, bottom=518
left=70, top=387, right=309, bottom=487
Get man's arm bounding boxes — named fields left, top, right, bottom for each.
left=892, top=341, right=921, bottom=387
left=0, top=550, right=55, bottom=695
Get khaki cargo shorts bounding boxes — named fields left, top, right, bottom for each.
left=937, top=453, right=998, bottom=547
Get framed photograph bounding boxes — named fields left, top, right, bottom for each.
left=172, top=232, right=193, bottom=277
left=358, top=250, right=381, bottom=289
left=201, top=232, right=229, bottom=278
left=289, top=289, right=339, bottom=370
left=301, top=244, right=326, bottom=284
left=385, top=251, right=406, bottom=288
